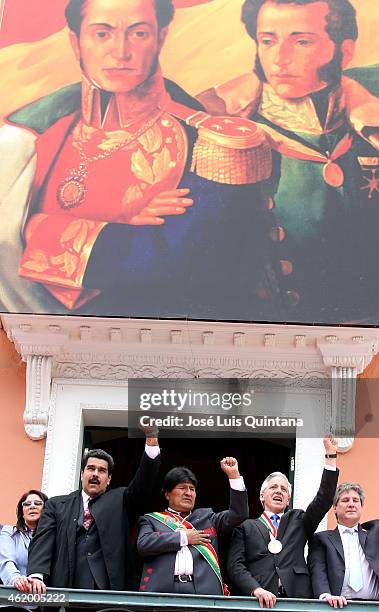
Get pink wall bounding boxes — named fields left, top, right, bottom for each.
left=0, top=329, right=45, bottom=526
left=0, top=325, right=378, bottom=527
left=328, top=355, right=379, bottom=527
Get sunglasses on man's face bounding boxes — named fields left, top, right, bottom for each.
left=22, top=500, right=44, bottom=507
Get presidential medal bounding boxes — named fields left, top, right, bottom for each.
left=57, top=175, right=87, bottom=209
left=322, top=161, right=344, bottom=188
left=268, top=538, right=283, bottom=554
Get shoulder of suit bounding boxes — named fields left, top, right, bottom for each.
left=192, top=507, right=213, bottom=514
left=361, top=519, right=379, bottom=530
left=285, top=508, right=303, bottom=517
left=47, top=491, right=78, bottom=504
left=235, top=518, right=257, bottom=530
left=310, top=529, right=334, bottom=541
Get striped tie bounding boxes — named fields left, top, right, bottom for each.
left=83, top=501, right=93, bottom=530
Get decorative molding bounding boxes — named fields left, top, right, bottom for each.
left=317, top=339, right=378, bottom=453
left=41, top=380, right=58, bottom=492
left=24, top=355, right=52, bottom=440
left=202, top=331, right=214, bottom=346
left=109, top=328, right=122, bottom=343
left=40, top=379, right=329, bottom=498
left=2, top=313, right=379, bottom=479
left=5, top=326, right=67, bottom=361
left=295, top=335, right=306, bottom=348
left=42, top=380, right=84, bottom=496
left=317, top=339, right=377, bottom=374
left=171, top=330, right=183, bottom=344
left=233, top=332, right=246, bottom=347
left=140, top=329, right=152, bottom=344
left=264, top=333, right=276, bottom=347
left=53, top=361, right=328, bottom=381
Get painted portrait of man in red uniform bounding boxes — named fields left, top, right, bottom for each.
left=0, top=0, right=378, bottom=323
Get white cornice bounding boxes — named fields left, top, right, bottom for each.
left=2, top=313, right=379, bottom=366
left=2, top=314, right=378, bottom=447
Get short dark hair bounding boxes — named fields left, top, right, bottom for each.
left=16, top=489, right=48, bottom=533
left=162, top=467, right=198, bottom=493
left=65, top=0, right=175, bottom=38
left=81, top=449, right=115, bottom=475
left=241, top=0, right=358, bottom=44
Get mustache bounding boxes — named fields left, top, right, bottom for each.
left=88, top=478, right=100, bottom=484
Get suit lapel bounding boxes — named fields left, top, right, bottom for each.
left=276, top=512, right=289, bottom=541
left=328, top=527, right=345, bottom=561
left=255, top=518, right=271, bottom=546
left=66, top=492, right=81, bottom=575
left=358, top=524, right=367, bottom=549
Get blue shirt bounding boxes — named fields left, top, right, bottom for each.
left=0, top=525, right=33, bottom=586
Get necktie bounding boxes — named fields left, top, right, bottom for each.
left=346, top=528, right=363, bottom=592
left=271, top=514, right=280, bottom=529
left=83, top=500, right=93, bottom=530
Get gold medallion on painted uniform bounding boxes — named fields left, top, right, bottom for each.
left=322, top=161, right=344, bottom=188
left=57, top=176, right=86, bottom=209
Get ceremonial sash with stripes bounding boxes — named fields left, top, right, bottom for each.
left=145, top=511, right=222, bottom=586
left=258, top=512, right=279, bottom=537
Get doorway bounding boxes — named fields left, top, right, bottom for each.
left=84, top=428, right=295, bottom=517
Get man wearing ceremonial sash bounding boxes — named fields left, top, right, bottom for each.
left=198, top=0, right=379, bottom=325
left=227, top=436, right=338, bottom=606
left=137, top=458, right=248, bottom=594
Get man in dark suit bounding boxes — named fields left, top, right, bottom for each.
left=27, top=433, right=160, bottom=593
left=137, top=457, right=248, bottom=595
left=308, top=483, right=379, bottom=607
left=227, top=437, right=339, bottom=607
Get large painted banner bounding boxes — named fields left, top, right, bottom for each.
left=0, top=0, right=378, bottom=324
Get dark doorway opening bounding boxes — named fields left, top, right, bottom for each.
left=83, top=429, right=294, bottom=517
left=83, top=428, right=294, bottom=589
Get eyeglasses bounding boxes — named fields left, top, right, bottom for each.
left=22, top=500, right=44, bottom=507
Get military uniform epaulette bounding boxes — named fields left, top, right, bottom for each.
left=187, top=111, right=271, bottom=184
left=167, top=99, right=271, bottom=185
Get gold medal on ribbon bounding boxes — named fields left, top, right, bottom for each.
left=57, top=175, right=87, bottom=209
left=322, top=161, right=344, bottom=188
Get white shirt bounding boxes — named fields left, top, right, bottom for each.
left=338, top=524, right=379, bottom=600
left=320, top=523, right=379, bottom=601
left=172, top=476, right=246, bottom=576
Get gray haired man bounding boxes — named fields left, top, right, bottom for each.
left=227, top=437, right=338, bottom=607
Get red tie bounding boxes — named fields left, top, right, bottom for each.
left=83, top=500, right=93, bottom=530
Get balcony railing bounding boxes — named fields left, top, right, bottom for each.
left=1, top=586, right=379, bottom=612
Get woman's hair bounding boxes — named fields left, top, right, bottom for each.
left=15, top=489, right=48, bottom=533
